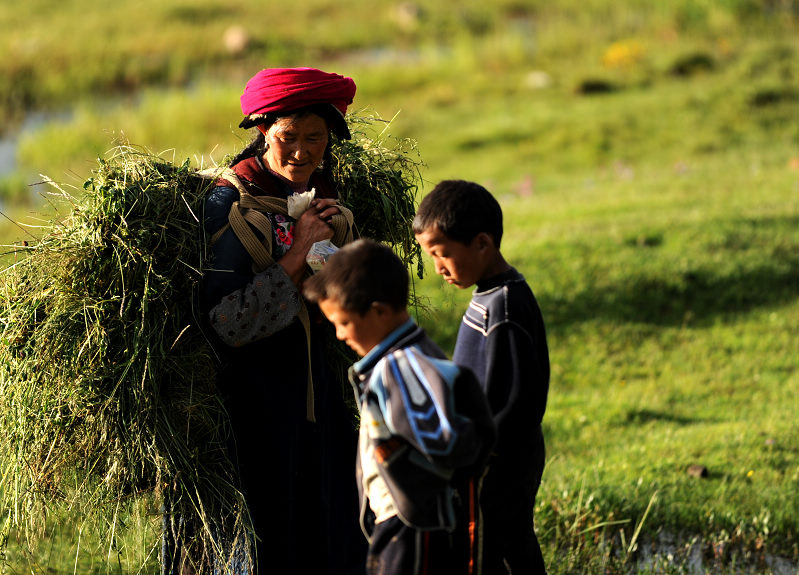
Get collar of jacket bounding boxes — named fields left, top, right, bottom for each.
left=349, top=318, right=420, bottom=389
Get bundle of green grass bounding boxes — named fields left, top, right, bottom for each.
left=0, top=115, right=424, bottom=572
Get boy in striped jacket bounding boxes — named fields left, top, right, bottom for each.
left=414, top=180, right=551, bottom=575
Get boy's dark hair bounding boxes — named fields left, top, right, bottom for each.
left=412, top=180, right=503, bottom=248
left=303, top=238, right=409, bottom=315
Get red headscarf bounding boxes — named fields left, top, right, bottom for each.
left=240, top=67, right=356, bottom=118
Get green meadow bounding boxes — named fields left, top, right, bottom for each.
left=1, top=1, right=798, bottom=573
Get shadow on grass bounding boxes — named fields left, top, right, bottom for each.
left=543, top=217, right=799, bottom=329
left=621, top=408, right=703, bottom=426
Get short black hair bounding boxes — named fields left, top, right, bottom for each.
left=412, top=180, right=503, bottom=247
left=303, top=238, right=409, bottom=315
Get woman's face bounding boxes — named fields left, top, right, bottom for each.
left=262, top=113, right=329, bottom=184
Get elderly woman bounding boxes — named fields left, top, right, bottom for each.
left=201, top=67, right=366, bottom=575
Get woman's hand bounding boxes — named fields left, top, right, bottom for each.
left=294, top=198, right=339, bottom=245
left=311, top=198, right=341, bottom=226
left=279, top=198, right=340, bottom=285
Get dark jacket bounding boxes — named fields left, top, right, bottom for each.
left=202, top=157, right=364, bottom=573
left=452, top=266, right=549, bottom=460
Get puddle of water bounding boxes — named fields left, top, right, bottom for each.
left=0, top=109, right=74, bottom=179
left=635, top=533, right=798, bottom=574
left=0, top=138, right=15, bottom=175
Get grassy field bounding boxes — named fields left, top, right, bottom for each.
left=1, top=1, right=798, bottom=573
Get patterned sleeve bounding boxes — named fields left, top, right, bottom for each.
left=208, top=262, right=301, bottom=347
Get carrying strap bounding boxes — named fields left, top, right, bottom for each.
left=200, top=167, right=354, bottom=421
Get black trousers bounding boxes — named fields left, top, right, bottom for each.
left=478, top=436, right=547, bottom=575
left=366, top=514, right=473, bottom=575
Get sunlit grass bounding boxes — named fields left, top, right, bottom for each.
left=1, top=1, right=798, bottom=572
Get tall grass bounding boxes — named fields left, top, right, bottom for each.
left=0, top=148, right=250, bottom=573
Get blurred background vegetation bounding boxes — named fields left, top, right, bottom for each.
left=1, top=0, right=798, bottom=573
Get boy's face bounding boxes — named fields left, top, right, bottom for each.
left=318, top=297, right=391, bottom=357
left=415, top=225, right=487, bottom=289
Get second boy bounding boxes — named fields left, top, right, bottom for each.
left=414, top=180, right=551, bottom=575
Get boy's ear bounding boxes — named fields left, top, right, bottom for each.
left=371, top=301, right=392, bottom=316
left=474, top=231, right=495, bottom=252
